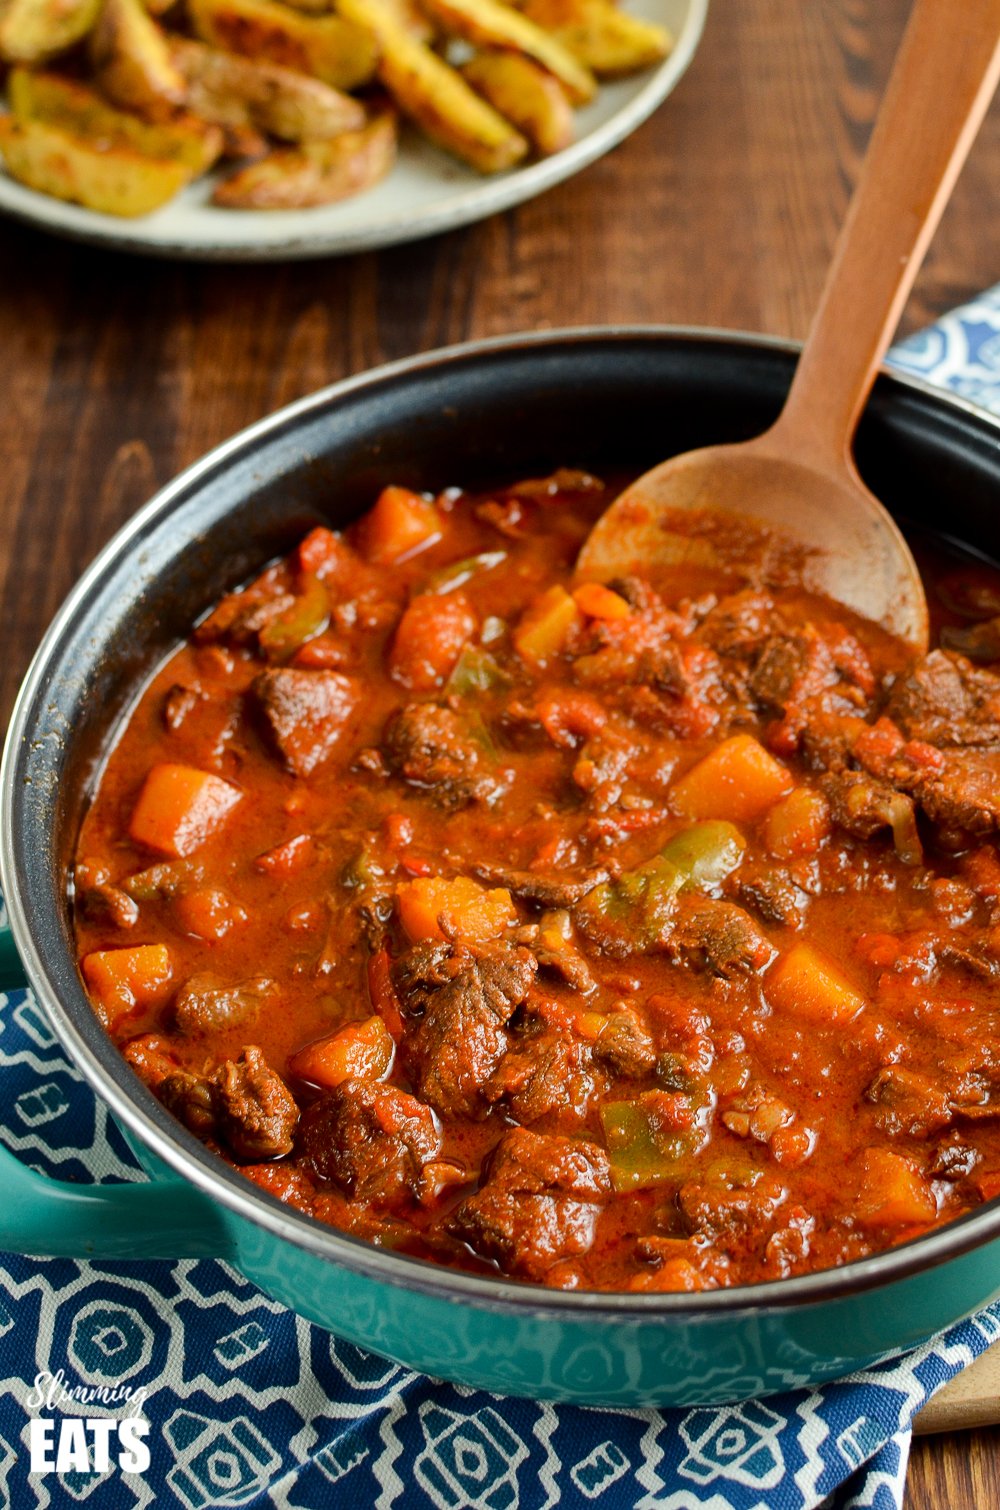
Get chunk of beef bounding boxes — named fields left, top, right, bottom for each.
left=531, top=912, right=598, bottom=994
left=749, top=625, right=875, bottom=748
left=486, top=1125, right=611, bottom=1196
left=163, top=683, right=239, bottom=767
left=918, top=749, right=1000, bottom=834
left=606, top=576, right=656, bottom=611
left=866, top=1066, right=953, bottom=1138
left=159, top=1068, right=218, bottom=1138
left=678, top=1172, right=787, bottom=1244
left=886, top=650, right=1000, bottom=746
left=571, top=592, right=728, bottom=733
left=122, top=1033, right=180, bottom=1090
left=799, top=712, right=870, bottom=773
left=215, top=1046, right=299, bottom=1161
left=299, top=1079, right=441, bottom=1204
left=749, top=634, right=812, bottom=711
left=486, top=1030, right=600, bottom=1124
left=730, top=862, right=807, bottom=929
left=156, top=1046, right=297, bottom=1162
left=929, top=1133, right=979, bottom=1180
left=937, top=941, right=1000, bottom=980
left=196, top=575, right=294, bottom=646
left=253, top=668, right=360, bottom=777
left=571, top=731, right=639, bottom=805
left=668, top=896, right=773, bottom=978
left=822, top=770, right=923, bottom=864
left=471, top=862, right=608, bottom=908
left=173, top=974, right=277, bottom=1035
left=447, top=1127, right=611, bottom=1281
left=593, top=1007, right=657, bottom=1077
left=78, top=883, right=139, bottom=931
left=393, top=941, right=537, bottom=1118
left=851, top=719, right=1000, bottom=836
left=383, top=702, right=505, bottom=809
left=698, top=590, right=777, bottom=660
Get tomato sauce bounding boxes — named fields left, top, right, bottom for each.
left=72, top=470, right=1000, bottom=1292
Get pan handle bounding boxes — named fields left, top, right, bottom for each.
left=0, top=914, right=233, bottom=1260
left=0, top=1148, right=233, bottom=1259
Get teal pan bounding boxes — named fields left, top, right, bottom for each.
left=3, top=329, right=1000, bottom=1408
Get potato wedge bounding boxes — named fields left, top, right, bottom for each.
left=9, top=67, right=223, bottom=171
left=217, top=120, right=270, bottom=157
left=0, top=0, right=101, bottom=63
left=170, top=36, right=365, bottom=141
left=419, top=0, right=594, bottom=104
left=212, top=106, right=395, bottom=206
left=515, top=0, right=670, bottom=76
left=337, top=0, right=527, bottom=172
left=0, top=113, right=188, bottom=213
left=462, top=48, right=572, bottom=155
left=379, top=0, right=434, bottom=43
left=90, top=0, right=186, bottom=116
left=188, top=0, right=378, bottom=92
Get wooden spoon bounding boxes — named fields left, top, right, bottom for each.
left=578, top=0, right=1000, bottom=654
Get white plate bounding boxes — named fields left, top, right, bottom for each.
left=0, top=0, right=707, bottom=260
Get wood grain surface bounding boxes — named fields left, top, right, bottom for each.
left=2, top=2, right=999, bottom=1503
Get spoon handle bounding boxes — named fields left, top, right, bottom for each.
left=771, top=0, right=1000, bottom=471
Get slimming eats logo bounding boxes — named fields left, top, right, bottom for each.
left=26, top=1369, right=151, bottom=1476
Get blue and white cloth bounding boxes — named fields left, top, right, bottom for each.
left=3, top=288, right=1000, bottom=1510
left=891, top=283, right=1000, bottom=416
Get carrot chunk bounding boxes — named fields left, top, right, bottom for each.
left=389, top=592, right=476, bottom=690
left=572, top=582, right=631, bottom=621
left=129, top=763, right=242, bottom=858
left=763, top=786, right=831, bottom=859
left=513, top=585, right=582, bottom=667
left=671, top=734, right=794, bottom=824
left=289, top=1015, right=394, bottom=1090
left=855, top=1148, right=937, bottom=1228
left=253, top=833, right=315, bottom=876
left=173, top=887, right=247, bottom=942
left=358, top=486, right=441, bottom=564
left=82, top=944, right=173, bottom=1027
left=767, top=941, right=867, bottom=1025
left=297, top=526, right=344, bottom=577
left=397, top=875, right=517, bottom=944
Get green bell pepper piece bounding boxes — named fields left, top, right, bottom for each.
left=447, top=644, right=511, bottom=696
left=576, top=821, right=747, bottom=952
left=259, top=572, right=330, bottom=661
left=577, top=855, right=683, bottom=951
left=426, top=551, right=506, bottom=594
left=660, top=820, right=747, bottom=890
left=600, top=1093, right=704, bottom=1192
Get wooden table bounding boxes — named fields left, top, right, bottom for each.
left=2, top=0, right=999, bottom=1502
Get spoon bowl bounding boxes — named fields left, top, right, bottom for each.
left=580, top=0, right=1000, bottom=657
left=576, top=431, right=928, bottom=649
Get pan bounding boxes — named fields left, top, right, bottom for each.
left=3, top=327, right=1000, bottom=1407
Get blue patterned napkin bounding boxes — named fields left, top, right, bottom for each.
left=3, top=288, right=1000, bottom=1510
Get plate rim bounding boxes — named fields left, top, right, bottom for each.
left=0, top=0, right=708, bottom=261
